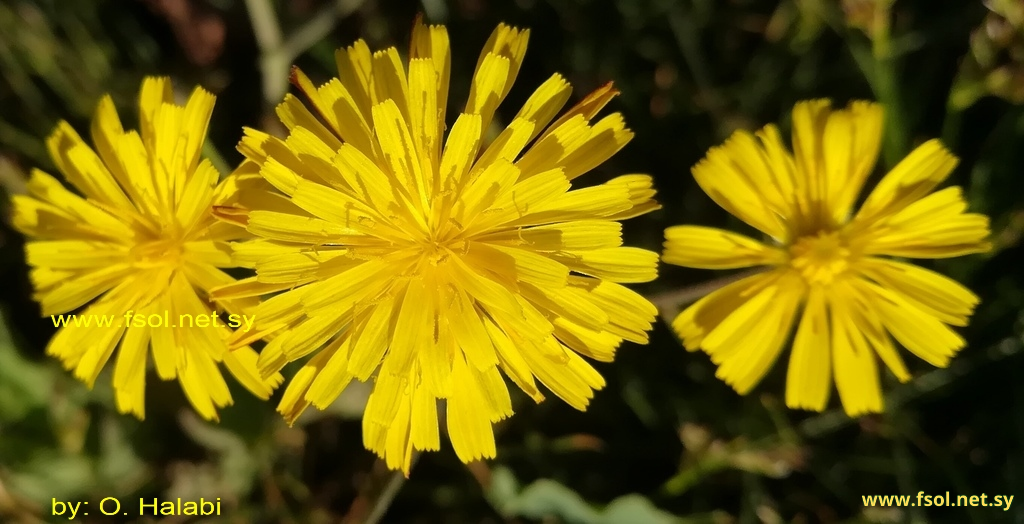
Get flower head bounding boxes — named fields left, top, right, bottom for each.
left=662, top=100, right=991, bottom=416
left=12, top=77, right=282, bottom=421
left=213, top=19, right=660, bottom=473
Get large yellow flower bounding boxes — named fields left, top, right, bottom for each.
left=212, top=19, right=660, bottom=473
left=662, top=100, right=991, bottom=416
left=11, top=77, right=282, bottom=421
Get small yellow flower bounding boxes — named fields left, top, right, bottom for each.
left=11, top=77, right=282, bottom=421
left=662, top=100, right=991, bottom=416
left=213, top=19, right=660, bottom=474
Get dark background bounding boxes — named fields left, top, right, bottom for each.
left=1, top=0, right=1023, bottom=522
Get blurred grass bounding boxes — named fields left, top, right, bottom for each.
left=1, top=0, right=1023, bottom=523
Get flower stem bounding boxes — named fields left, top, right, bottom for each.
left=868, top=0, right=909, bottom=168
left=648, top=268, right=767, bottom=321
left=243, top=0, right=365, bottom=112
left=343, top=455, right=418, bottom=524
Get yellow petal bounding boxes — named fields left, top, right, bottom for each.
left=511, top=73, right=572, bottom=143
left=371, top=99, right=428, bottom=211
left=304, top=335, right=354, bottom=409
left=223, top=344, right=283, bottom=399
left=517, top=113, right=632, bottom=182
left=829, top=288, right=883, bottom=416
left=245, top=209, right=366, bottom=244
left=856, top=279, right=965, bottom=368
left=37, top=264, right=133, bottom=316
left=274, top=93, right=343, bottom=151
left=550, top=247, right=658, bottom=283
left=603, top=174, right=662, bottom=220
left=26, top=240, right=127, bottom=270
left=854, top=139, right=958, bottom=224
left=113, top=330, right=148, bottom=420
left=539, top=81, right=619, bottom=143
left=521, top=338, right=603, bottom=411
left=407, top=58, right=441, bottom=175
left=823, top=101, right=883, bottom=221
left=663, top=226, right=784, bottom=269
left=841, top=281, right=911, bottom=383
left=181, top=85, right=216, bottom=172
left=569, top=276, right=655, bottom=344
left=438, top=113, right=483, bottom=192
left=364, top=372, right=403, bottom=425
left=333, top=143, right=400, bottom=214
left=784, top=285, right=831, bottom=411
left=446, top=254, right=522, bottom=316
left=420, top=318, right=453, bottom=397
left=381, top=279, right=435, bottom=377
left=410, top=18, right=451, bottom=136
left=483, top=315, right=543, bottom=402
left=446, top=288, right=499, bottom=370
left=478, top=220, right=622, bottom=250
left=382, top=387, right=414, bottom=473
left=859, top=186, right=991, bottom=258
left=347, top=294, right=397, bottom=380
left=138, top=76, right=174, bottom=153
left=456, top=159, right=519, bottom=221
left=335, top=39, right=375, bottom=121
left=175, top=159, right=219, bottom=231
left=447, top=354, right=498, bottom=463
left=277, top=340, right=343, bottom=425
left=672, top=271, right=782, bottom=350
left=468, top=24, right=529, bottom=132
left=691, top=139, right=788, bottom=241
left=409, top=385, right=441, bottom=451
left=856, top=257, right=979, bottom=326
left=320, top=78, right=376, bottom=155
left=508, top=183, right=631, bottom=228
left=279, top=312, right=347, bottom=362
left=553, top=318, right=621, bottom=362
left=706, top=279, right=802, bottom=394
left=713, top=130, right=794, bottom=226
left=371, top=47, right=411, bottom=119
left=177, top=351, right=231, bottom=422
left=47, top=124, right=133, bottom=211
left=790, top=99, right=831, bottom=210
left=301, top=258, right=398, bottom=313
left=467, top=242, right=568, bottom=289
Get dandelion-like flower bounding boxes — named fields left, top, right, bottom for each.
left=662, top=100, right=991, bottom=416
left=212, top=19, right=660, bottom=473
left=11, top=78, right=282, bottom=421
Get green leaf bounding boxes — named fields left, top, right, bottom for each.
left=97, top=415, right=150, bottom=493
left=486, top=466, right=685, bottom=524
left=6, top=452, right=93, bottom=503
left=175, top=410, right=259, bottom=497
left=0, top=310, right=53, bottom=421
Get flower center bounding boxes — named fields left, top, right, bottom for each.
left=422, top=240, right=450, bottom=265
left=788, top=231, right=851, bottom=285
left=131, top=237, right=185, bottom=269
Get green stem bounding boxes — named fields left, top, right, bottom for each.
left=343, top=456, right=417, bottom=524
left=661, top=454, right=732, bottom=496
left=940, top=98, right=963, bottom=149
left=870, top=1, right=909, bottom=168
left=888, top=411, right=927, bottom=524
left=244, top=0, right=364, bottom=110
left=648, top=268, right=767, bottom=323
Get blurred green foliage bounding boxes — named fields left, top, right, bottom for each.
left=1, top=0, right=1023, bottom=523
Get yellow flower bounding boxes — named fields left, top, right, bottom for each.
left=662, top=100, right=991, bottom=416
left=212, top=19, right=660, bottom=474
left=11, top=77, right=282, bottom=421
